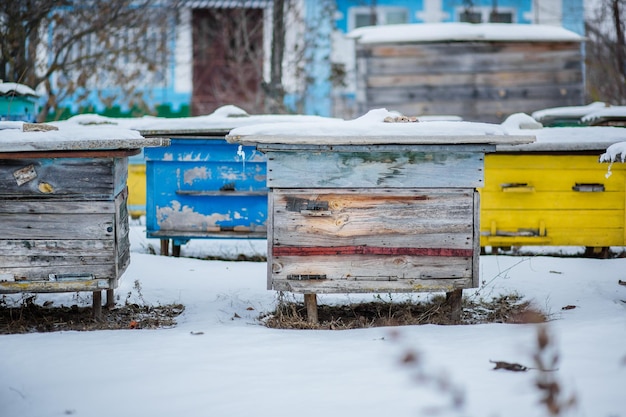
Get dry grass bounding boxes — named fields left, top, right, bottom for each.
left=261, top=292, right=547, bottom=330
left=0, top=299, right=185, bottom=334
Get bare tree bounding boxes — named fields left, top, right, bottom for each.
left=191, top=6, right=266, bottom=115
left=585, top=0, right=626, bottom=104
left=0, top=0, right=178, bottom=121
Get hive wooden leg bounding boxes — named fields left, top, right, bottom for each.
left=445, top=289, right=463, bottom=323
left=106, top=289, right=115, bottom=308
left=172, top=244, right=181, bottom=257
left=160, top=239, right=169, bottom=256
left=92, top=291, right=102, bottom=321
left=304, top=293, right=318, bottom=324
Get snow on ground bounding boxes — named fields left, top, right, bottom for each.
left=1, top=219, right=624, bottom=417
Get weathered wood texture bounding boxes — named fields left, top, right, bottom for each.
left=0, top=157, right=127, bottom=199
left=355, top=41, right=584, bottom=122
left=269, top=188, right=478, bottom=294
left=145, top=138, right=268, bottom=241
left=0, top=157, right=130, bottom=293
left=265, top=145, right=487, bottom=188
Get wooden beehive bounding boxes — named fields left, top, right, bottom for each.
left=481, top=127, right=626, bottom=257
left=0, top=126, right=168, bottom=315
left=351, top=23, right=584, bottom=123
left=227, top=116, right=534, bottom=319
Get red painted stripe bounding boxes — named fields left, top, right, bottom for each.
left=273, top=246, right=473, bottom=257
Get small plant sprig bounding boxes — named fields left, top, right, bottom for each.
left=533, top=325, right=577, bottom=416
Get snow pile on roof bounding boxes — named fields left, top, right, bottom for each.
left=0, top=119, right=155, bottom=152
left=226, top=108, right=537, bottom=146
left=59, top=105, right=337, bottom=133
left=229, top=107, right=506, bottom=136
left=532, top=102, right=607, bottom=122
left=582, top=106, right=626, bottom=123
left=499, top=113, right=626, bottom=152
left=348, top=23, right=583, bottom=44
left=0, top=82, right=38, bottom=97
left=600, top=142, right=626, bottom=162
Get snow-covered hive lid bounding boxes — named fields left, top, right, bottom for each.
left=0, top=121, right=168, bottom=153
left=226, top=108, right=535, bottom=146
left=581, top=106, right=626, bottom=125
left=58, top=105, right=340, bottom=136
left=531, top=102, right=607, bottom=124
left=0, top=82, right=38, bottom=97
left=347, top=22, right=584, bottom=44
left=498, top=113, right=626, bottom=152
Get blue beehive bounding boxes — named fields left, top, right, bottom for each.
left=0, top=82, right=38, bottom=122
left=144, top=133, right=268, bottom=256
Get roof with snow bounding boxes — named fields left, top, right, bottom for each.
left=0, top=82, right=38, bottom=97
left=58, top=105, right=338, bottom=136
left=226, top=108, right=535, bottom=146
left=348, top=23, right=584, bottom=44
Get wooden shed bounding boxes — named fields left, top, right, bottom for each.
left=227, top=109, right=534, bottom=321
left=349, top=23, right=585, bottom=123
left=0, top=122, right=168, bottom=316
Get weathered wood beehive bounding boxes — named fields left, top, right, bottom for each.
left=0, top=122, right=168, bottom=315
left=350, top=23, right=585, bottom=123
left=227, top=110, right=534, bottom=318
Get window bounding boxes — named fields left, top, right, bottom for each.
left=349, top=7, right=409, bottom=30
left=457, top=7, right=514, bottom=23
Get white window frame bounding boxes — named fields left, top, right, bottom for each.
left=455, top=6, right=516, bottom=23
left=347, top=6, right=409, bottom=31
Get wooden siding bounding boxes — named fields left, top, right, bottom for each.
left=266, top=146, right=485, bottom=188
left=356, top=41, right=584, bottom=123
left=0, top=156, right=130, bottom=293
left=269, top=188, right=478, bottom=294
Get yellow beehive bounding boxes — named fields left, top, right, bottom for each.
left=127, top=162, right=146, bottom=219
left=479, top=127, right=626, bottom=253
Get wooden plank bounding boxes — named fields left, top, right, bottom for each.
left=0, top=264, right=117, bottom=282
left=365, top=70, right=583, bottom=89
left=272, top=273, right=471, bottom=294
left=0, top=200, right=115, bottom=214
left=0, top=213, right=115, bottom=239
left=480, top=191, right=623, bottom=210
left=480, top=229, right=624, bottom=247
left=0, top=239, right=114, bottom=256
left=364, top=42, right=581, bottom=58
left=0, top=149, right=139, bottom=159
left=362, top=49, right=582, bottom=75
left=271, top=189, right=475, bottom=249
left=485, top=154, right=625, bottom=171
left=472, top=191, right=480, bottom=287
left=365, top=83, right=584, bottom=105
left=0, top=158, right=118, bottom=198
left=0, top=255, right=115, bottom=268
left=273, top=246, right=473, bottom=257
left=481, top=209, right=624, bottom=229
left=266, top=151, right=486, bottom=188
left=115, top=188, right=131, bottom=280
left=271, top=254, right=472, bottom=279
left=0, top=279, right=111, bottom=294
left=0, top=137, right=169, bottom=153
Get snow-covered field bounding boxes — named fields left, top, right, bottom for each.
left=0, top=219, right=624, bottom=417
